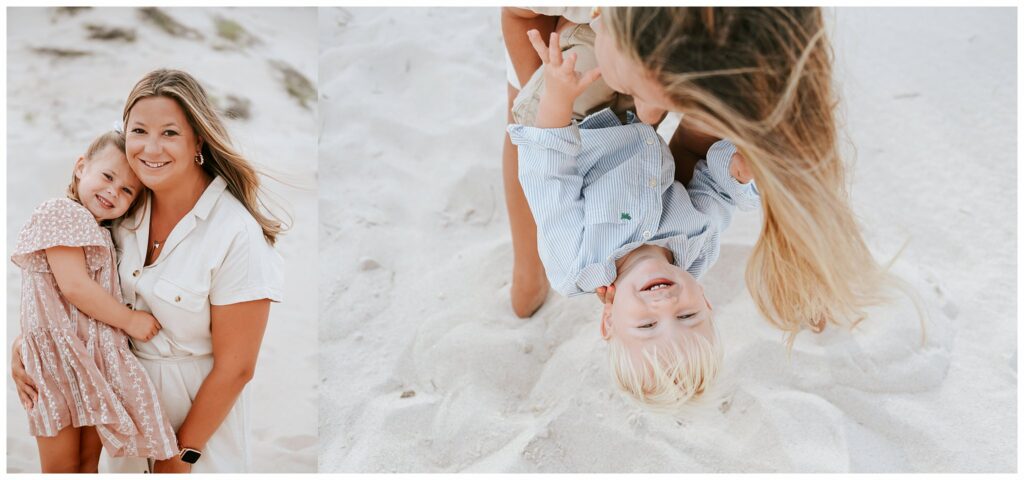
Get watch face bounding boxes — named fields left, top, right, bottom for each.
left=180, top=448, right=201, bottom=464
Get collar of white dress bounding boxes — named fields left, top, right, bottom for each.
left=119, top=176, right=228, bottom=229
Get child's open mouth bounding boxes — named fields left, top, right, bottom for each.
left=640, top=278, right=674, bottom=292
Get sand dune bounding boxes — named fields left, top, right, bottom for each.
left=317, top=7, right=1015, bottom=472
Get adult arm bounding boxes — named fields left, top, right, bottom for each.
left=668, top=119, right=724, bottom=185
left=152, top=299, right=270, bottom=473
left=45, top=246, right=161, bottom=341
left=501, top=7, right=559, bottom=88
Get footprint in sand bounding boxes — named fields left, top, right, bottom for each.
left=320, top=255, right=395, bottom=344
left=441, top=165, right=498, bottom=228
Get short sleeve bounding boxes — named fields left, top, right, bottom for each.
left=11, top=198, right=111, bottom=273
left=209, top=219, right=284, bottom=306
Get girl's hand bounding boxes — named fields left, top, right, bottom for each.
left=527, top=29, right=601, bottom=127
left=152, top=456, right=191, bottom=474
left=125, top=311, right=162, bottom=342
left=10, top=336, right=37, bottom=410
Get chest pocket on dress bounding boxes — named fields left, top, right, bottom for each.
left=152, top=277, right=208, bottom=313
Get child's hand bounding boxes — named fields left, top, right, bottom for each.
left=595, top=284, right=616, bottom=304
left=126, top=311, right=162, bottom=342
left=730, top=152, right=754, bottom=184
left=527, top=29, right=601, bottom=128
left=528, top=30, right=601, bottom=102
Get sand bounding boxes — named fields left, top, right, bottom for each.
left=6, top=7, right=318, bottom=472
left=317, top=7, right=1016, bottom=472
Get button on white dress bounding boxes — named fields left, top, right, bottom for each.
left=102, top=176, right=283, bottom=473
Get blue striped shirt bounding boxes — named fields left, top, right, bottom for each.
left=507, top=108, right=761, bottom=297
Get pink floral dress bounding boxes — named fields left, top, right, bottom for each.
left=11, top=198, right=178, bottom=459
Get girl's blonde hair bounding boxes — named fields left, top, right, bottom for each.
left=122, top=69, right=286, bottom=245
left=603, top=7, right=899, bottom=347
left=67, top=130, right=148, bottom=220
left=608, top=327, right=723, bottom=411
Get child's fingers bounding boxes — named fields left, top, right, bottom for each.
left=563, top=51, right=578, bottom=73
left=548, top=32, right=561, bottom=66
left=526, top=30, right=549, bottom=64
left=579, top=67, right=602, bottom=90
left=596, top=286, right=607, bottom=303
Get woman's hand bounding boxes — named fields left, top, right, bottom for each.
left=10, top=336, right=37, bottom=410
left=152, top=456, right=191, bottom=474
left=527, top=30, right=602, bottom=128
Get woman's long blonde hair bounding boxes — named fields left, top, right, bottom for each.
left=122, top=69, right=286, bottom=244
left=603, top=7, right=903, bottom=346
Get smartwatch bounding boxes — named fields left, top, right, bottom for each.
left=179, top=446, right=202, bottom=464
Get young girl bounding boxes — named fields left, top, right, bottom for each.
left=12, top=131, right=178, bottom=472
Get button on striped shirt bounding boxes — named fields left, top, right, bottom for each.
left=507, top=108, right=760, bottom=297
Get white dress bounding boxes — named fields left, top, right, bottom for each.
left=102, top=176, right=283, bottom=473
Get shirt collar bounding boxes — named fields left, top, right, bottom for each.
left=579, top=108, right=623, bottom=129
left=192, top=176, right=228, bottom=221
left=119, top=175, right=227, bottom=229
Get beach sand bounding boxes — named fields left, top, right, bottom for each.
left=6, top=7, right=318, bottom=472
left=317, top=7, right=1016, bottom=472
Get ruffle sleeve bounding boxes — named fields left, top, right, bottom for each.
left=11, top=198, right=111, bottom=273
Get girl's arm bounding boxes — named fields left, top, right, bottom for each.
left=153, top=299, right=270, bottom=473
left=45, top=246, right=161, bottom=341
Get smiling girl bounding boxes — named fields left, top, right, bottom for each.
left=11, top=131, right=177, bottom=472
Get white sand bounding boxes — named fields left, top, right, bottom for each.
left=6, top=7, right=318, bottom=472
left=318, top=7, right=1016, bottom=472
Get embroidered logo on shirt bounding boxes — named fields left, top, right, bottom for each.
left=620, top=212, right=631, bottom=221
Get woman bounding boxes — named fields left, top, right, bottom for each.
left=12, top=69, right=285, bottom=473
left=503, top=7, right=892, bottom=344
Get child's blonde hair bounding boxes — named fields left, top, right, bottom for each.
left=67, top=130, right=147, bottom=219
left=608, top=323, right=723, bottom=410
left=603, top=7, right=903, bottom=347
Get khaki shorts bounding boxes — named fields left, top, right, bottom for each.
left=511, top=23, right=634, bottom=126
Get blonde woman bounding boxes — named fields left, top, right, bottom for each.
left=12, top=69, right=285, bottom=473
left=505, top=7, right=890, bottom=346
